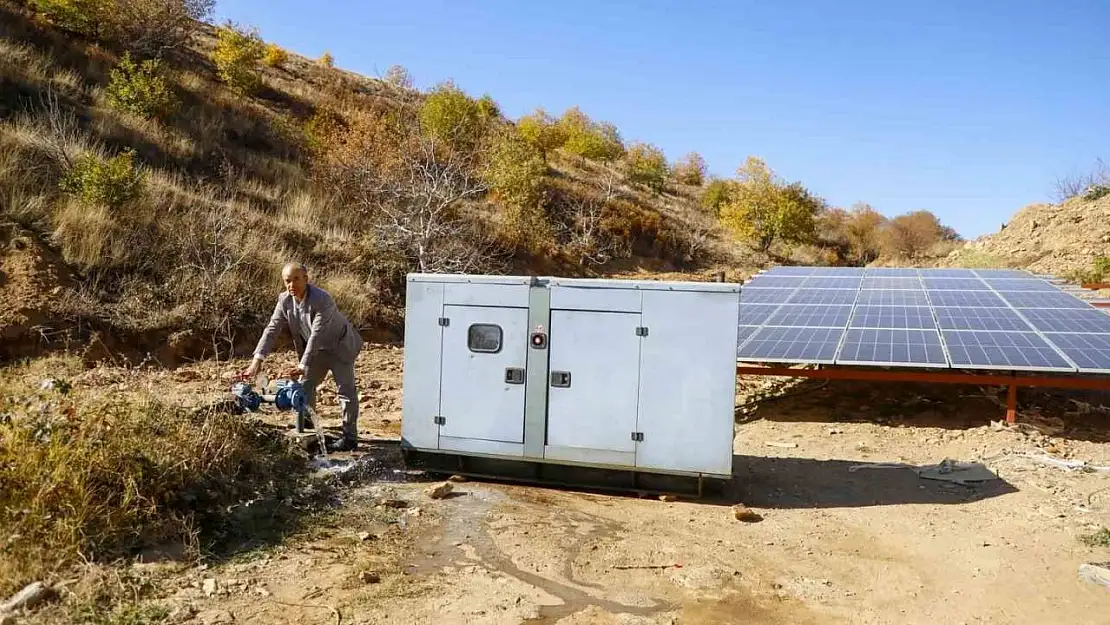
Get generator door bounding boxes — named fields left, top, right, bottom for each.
left=438, top=304, right=529, bottom=443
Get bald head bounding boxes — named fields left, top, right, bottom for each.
left=282, top=262, right=309, bottom=300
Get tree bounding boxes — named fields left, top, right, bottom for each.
left=311, top=104, right=505, bottom=274
left=700, top=177, right=732, bottom=216
left=105, top=52, right=178, bottom=119
left=557, top=106, right=624, bottom=161
left=623, top=142, right=669, bottom=193
left=384, top=64, right=413, bottom=90
left=418, top=81, right=489, bottom=156
left=483, top=127, right=546, bottom=209
left=674, top=152, right=707, bottom=186
left=517, top=108, right=567, bottom=162
left=882, top=210, right=943, bottom=259
left=29, top=0, right=214, bottom=57
left=844, top=202, right=886, bottom=264
left=718, top=157, right=821, bottom=252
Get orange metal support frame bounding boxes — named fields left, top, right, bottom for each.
left=735, top=365, right=1110, bottom=424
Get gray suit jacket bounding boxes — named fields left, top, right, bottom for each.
left=253, top=284, right=364, bottom=369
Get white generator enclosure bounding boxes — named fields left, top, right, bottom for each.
left=400, top=274, right=741, bottom=480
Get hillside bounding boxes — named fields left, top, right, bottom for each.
left=0, top=1, right=738, bottom=364
left=944, top=193, right=1110, bottom=278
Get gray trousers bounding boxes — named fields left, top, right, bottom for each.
left=302, top=352, right=359, bottom=441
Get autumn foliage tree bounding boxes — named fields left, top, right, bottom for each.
left=718, top=156, right=822, bottom=252
left=623, top=142, right=669, bottom=193
left=557, top=106, right=624, bottom=161
left=517, top=108, right=567, bottom=162
left=419, top=82, right=494, bottom=156
left=28, top=0, right=214, bottom=57
left=845, top=202, right=887, bottom=263
left=881, top=210, right=944, bottom=259
left=674, top=152, right=707, bottom=186
left=700, top=178, right=732, bottom=216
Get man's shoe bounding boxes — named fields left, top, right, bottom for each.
left=327, top=437, right=357, bottom=452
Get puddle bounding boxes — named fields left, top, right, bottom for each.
left=408, top=484, right=674, bottom=622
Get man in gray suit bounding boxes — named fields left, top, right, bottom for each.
left=242, top=262, right=364, bottom=451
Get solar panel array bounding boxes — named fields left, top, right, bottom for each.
left=736, top=267, right=1110, bottom=374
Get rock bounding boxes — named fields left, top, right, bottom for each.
left=202, top=578, right=218, bottom=597
left=196, top=609, right=234, bottom=625
left=357, top=531, right=374, bottom=541
left=423, top=482, right=454, bottom=499
left=659, top=494, right=678, bottom=502
left=358, top=571, right=381, bottom=584
left=254, top=587, right=271, bottom=598
left=732, top=505, right=763, bottom=523
left=0, top=614, right=13, bottom=625
left=827, top=428, right=844, bottom=435
left=381, top=499, right=408, bottom=509
left=410, top=507, right=422, bottom=517
left=1079, top=562, right=1110, bottom=589
left=0, top=581, right=55, bottom=613
left=448, top=474, right=468, bottom=482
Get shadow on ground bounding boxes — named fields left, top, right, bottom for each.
left=738, top=377, right=1110, bottom=444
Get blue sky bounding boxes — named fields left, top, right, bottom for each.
left=213, top=0, right=1110, bottom=239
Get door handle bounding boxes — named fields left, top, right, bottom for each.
left=505, top=367, right=525, bottom=384
left=550, top=371, right=571, bottom=388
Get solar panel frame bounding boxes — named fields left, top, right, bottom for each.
left=737, top=326, right=844, bottom=364
left=1040, top=333, right=1110, bottom=374
left=835, top=328, right=948, bottom=367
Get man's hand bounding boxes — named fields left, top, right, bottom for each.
left=241, top=358, right=262, bottom=381
left=280, top=364, right=304, bottom=380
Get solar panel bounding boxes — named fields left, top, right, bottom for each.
left=922, top=278, right=991, bottom=291
left=836, top=329, right=947, bottom=366
left=861, top=277, right=922, bottom=289
left=786, top=289, right=859, bottom=305
left=1041, top=333, right=1110, bottom=373
left=928, top=291, right=1008, bottom=307
left=934, top=307, right=1035, bottom=332
left=736, top=264, right=1110, bottom=374
left=802, top=277, right=862, bottom=289
left=1019, top=308, right=1110, bottom=333
left=983, top=279, right=1060, bottom=292
left=738, top=304, right=781, bottom=326
left=737, top=326, right=843, bottom=363
left=746, top=276, right=808, bottom=288
left=848, top=305, right=936, bottom=330
left=863, top=268, right=919, bottom=276
left=856, top=289, right=930, bottom=306
left=919, top=269, right=977, bottom=277
left=765, top=304, right=853, bottom=328
left=974, top=269, right=1033, bottom=279
left=941, top=331, right=1073, bottom=371
left=1000, top=292, right=1091, bottom=309
left=761, top=266, right=815, bottom=276
left=740, top=288, right=795, bottom=304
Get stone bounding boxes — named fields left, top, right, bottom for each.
left=358, top=571, right=381, bottom=584
left=254, top=587, right=271, bottom=598
left=659, top=495, right=678, bottom=502
left=732, top=505, right=763, bottom=523
left=1079, top=562, right=1110, bottom=589
left=381, top=499, right=408, bottom=509
left=196, top=609, right=235, bottom=625
left=448, top=474, right=468, bottom=482
left=357, top=531, right=374, bottom=541
left=424, top=482, right=454, bottom=499
left=0, top=581, right=55, bottom=613
left=202, top=578, right=218, bottom=597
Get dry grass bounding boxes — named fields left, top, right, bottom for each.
left=0, top=355, right=317, bottom=598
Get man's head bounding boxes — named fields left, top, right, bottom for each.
left=282, top=262, right=309, bottom=300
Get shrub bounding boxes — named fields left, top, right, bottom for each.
left=845, top=201, right=886, bottom=264
left=623, top=142, right=669, bottom=193
left=27, top=0, right=104, bottom=35
left=263, top=43, right=289, bottom=68
left=700, top=178, right=732, bottom=216
left=59, top=149, right=144, bottom=209
left=1085, top=184, right=1110, bottom=201
left=483, top=128, right=547, bottom=209
left=517, top=107, right=567, bottom=162
left=674, top=151, right=706, bottom=186
left=881, top=210, right=944, bottom=259
left=318, top=51, right=334, bottom=68
left=0, top=356, right=311, bottom=595
left=105, top=52, right=177, bottom=119
left=212, top=22, right=265, bottom=95
left=557, top=106, right=624, bottom=161
left=477, top=94, right=501, bottom=122
left=30, top=0, right=214, bottom=57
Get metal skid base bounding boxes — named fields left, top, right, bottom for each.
left=401, top=448, right=729, bottom=499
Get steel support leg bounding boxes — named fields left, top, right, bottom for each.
left=1006, top=384, right=1018, bottom=424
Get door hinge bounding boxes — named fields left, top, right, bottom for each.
left=438, top=317, right=450, bottom=327
left=631, top=431, right=644, bottom=442
left=433, top=415, right=446, bottom=425
left=635, top=326, right=649, bottom=337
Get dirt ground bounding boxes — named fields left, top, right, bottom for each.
left=51, top=344, right=1110, bottom=624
